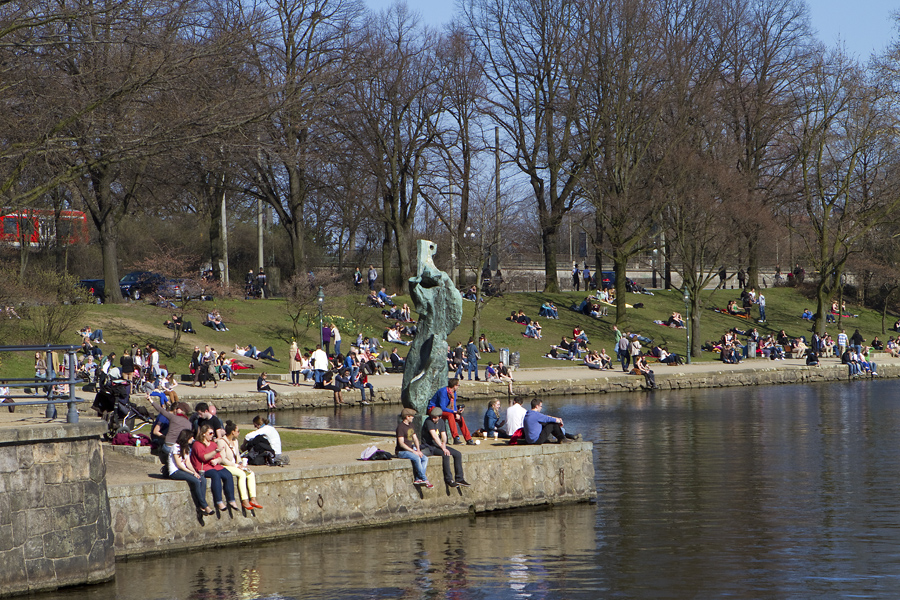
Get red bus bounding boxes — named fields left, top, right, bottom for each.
left=0, top=209, right=89, bottom=247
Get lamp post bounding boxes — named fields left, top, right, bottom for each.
left=317, top=286, right=325, bottom=348
left=683, top=288, right=691, bottom=364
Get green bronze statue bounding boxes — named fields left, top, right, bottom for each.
left=401, top=240, right=463, bottom=419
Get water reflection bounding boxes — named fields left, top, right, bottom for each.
left=38, top=380, right=900, bottom=599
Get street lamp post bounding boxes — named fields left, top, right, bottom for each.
left=683, top=289, right=691, bottom=364
left=317, top=286, right=325, bottom=348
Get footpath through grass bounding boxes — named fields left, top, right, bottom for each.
left=1, top=284, right=897, bottom=378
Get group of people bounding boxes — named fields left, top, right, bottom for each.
left=395, top=380, right=582, bottom=488
left=244, top=269, right=269, bottom=299
left=723, top=287, right=766, bottom=322
left=149, top=394, right=286, bottom=516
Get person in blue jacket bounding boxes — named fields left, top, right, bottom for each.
left=523, top=399, right=580, bottom=444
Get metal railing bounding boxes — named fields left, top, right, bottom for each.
left=0, top=345, right=83, bottom=423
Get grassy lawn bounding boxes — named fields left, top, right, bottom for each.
left=277, top=430, right=371, bottom=451
left=1, top=284, right=897, bottom=378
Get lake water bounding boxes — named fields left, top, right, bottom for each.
left=43, top=380, right=900, bottom=599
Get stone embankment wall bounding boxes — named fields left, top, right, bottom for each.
left=108, top=442, right=595, bottom=559
left=195, top=362, right=900, bottom=413
left=0, top=422, right=114, bottom=598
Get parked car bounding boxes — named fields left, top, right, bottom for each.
left=159, top=277, right=204, bottom=301
left=78, top=279, right=106, bottom=302
left=599, top=271, right=635, bottom=291
left=118, top=271, right=166, bottom=300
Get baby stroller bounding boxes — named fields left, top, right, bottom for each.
left=91, top=376, right=151, bottom=440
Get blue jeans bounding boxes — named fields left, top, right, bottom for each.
left=619, top=350, right=630, bottom=371
left=467, top=361, right=478, bottom=380
left=203, top=468, right=235, bottom=505
left=89, top=329, right=103, bottom=342
left=397, top=450, right=429, bottom=481
left=759, top=306, right=767, bottom=321
left=334, top=340, right=341, bottom=356
left=353, top=381, right=374, bottom=402
left=170, top=469, right=208, bottom=509
left=261, top=389, right=276, bottom=406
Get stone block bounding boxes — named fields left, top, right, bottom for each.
left=25, top=508, right=55, bottom=537
left=0, top=523, right=16, bottom=552
left=51, top=554, right=89, bottom=585
left=42, top=529, right=74, bottom=560
left=24, top=556, right=55, bottom=584
left=23, top=534, right=44, bottom=560
left=1, top=548, right=27, bottom=592
left=0, top=449, right=19, bottom=474
left=8, top=470, right=45, bottom=511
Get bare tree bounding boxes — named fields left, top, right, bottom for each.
left=579, top=0, right=675, bottom=323
left=716, top=0, right=814, bottom=288
left=782, top=49, right=900, bottom=335
left=238, top=0, right=360, bottom=279
left=464, top=0, right=596, bottom=292
left=337, top=5, right=445, bottom=289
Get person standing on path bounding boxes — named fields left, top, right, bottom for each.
left=850, top=329, right=865, bottom=355
left=572, top=263, right=580, bottom=292
left=617, top=333, right=631, bottom=372
left=466, top=337, right=480, bottom=381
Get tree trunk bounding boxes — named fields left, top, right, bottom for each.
left=812, top=275, right=831, bottom=336
left=747, top=233, right=759, bottom=290
left=690, top=296, right=702, bottom=358
left=613, top=253, right=628, bottom=324
left=381, top=220, right=392, bottom=292
left=882, top=287, right=896, bottom=334
left=541, top=228, right=560, bottom=292
left=291, top=214, right=306, bottom=280
left=99, top=219, right=123, bottom=303
left=209, top=201, right=221, bottom=279
left=395, top=222, right=411, bottom=292
left=593, top=210, right=603, bottom=278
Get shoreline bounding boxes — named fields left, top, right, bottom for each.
left=147, top=353, right=900, bottom=412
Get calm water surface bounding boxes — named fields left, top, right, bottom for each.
left=46, top=380, right=900, bottom=599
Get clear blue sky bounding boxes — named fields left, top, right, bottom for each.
left=363, top=0, right=898, bottom=61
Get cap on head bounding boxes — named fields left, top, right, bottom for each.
left=429, top=406, right=443, bottom=418
left=401, top=407, right=417, bottom=418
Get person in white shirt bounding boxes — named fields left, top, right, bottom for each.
left=243, top=415, right=289, bottom=464
left=311, top=344, right=329, bottom=386
left=505, top=396, right=527, bottom=436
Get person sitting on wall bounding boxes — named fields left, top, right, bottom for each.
left=522, top=398, right=580, bottom=444
left=634, top=354, right=659, bottom=388
left=397, top=408, right=431, bottom=487
left=505, top=396, right=526, bottom=437
left=420, top=406, right=471, bottom=488
left=426, top=378, right=475, bottom=446
left=478, top=398, right=508, bottom=439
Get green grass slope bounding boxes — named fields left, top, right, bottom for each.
left=0, top=285, right=895, bottom=378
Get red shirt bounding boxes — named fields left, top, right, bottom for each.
left=190, top=440, right=224, bottom=473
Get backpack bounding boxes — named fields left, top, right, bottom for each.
left=242, top=435, right=275, bottom=466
